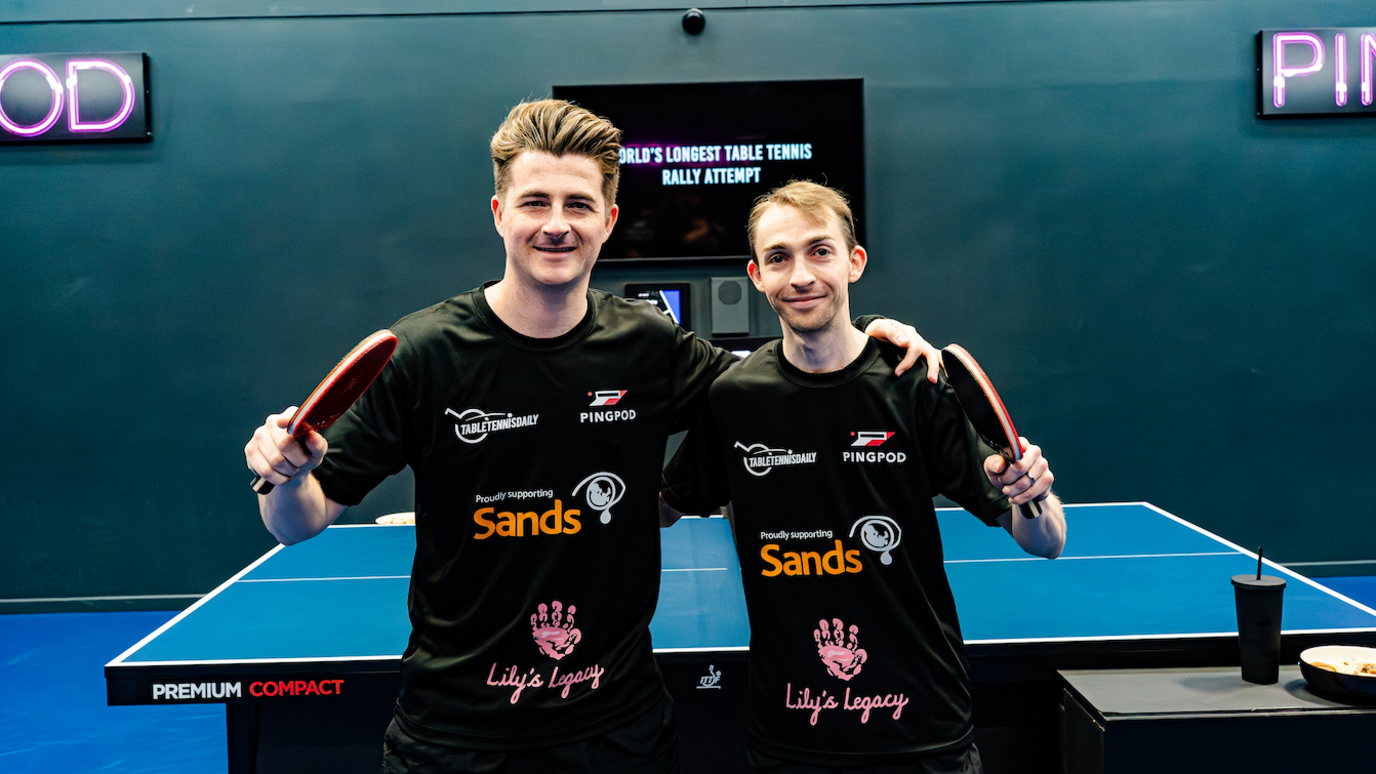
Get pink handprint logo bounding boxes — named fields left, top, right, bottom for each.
left=531, top=601, right=582, bottom=660
left=814, top=618, right=868, bottom=681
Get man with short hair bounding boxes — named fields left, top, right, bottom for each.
left=245, top=102, right=939, bottom=773
left=661, top=181, right=1066, bottom=774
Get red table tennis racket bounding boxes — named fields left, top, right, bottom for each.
left=250, top=330, right=398, bottom=495
left=942, top=344, right=1043, bottom=519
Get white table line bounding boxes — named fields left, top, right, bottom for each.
left=237, top=575, right=411, bottom=583
left=945, top=551, right=1237, bottom=564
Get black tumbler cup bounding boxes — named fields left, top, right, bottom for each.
left=1232, top=574, right=1286, bottom=684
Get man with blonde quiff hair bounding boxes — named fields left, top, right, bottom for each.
left=491, top=99, right=623, bottom=208
left=246, top=101, right=941, bottom=773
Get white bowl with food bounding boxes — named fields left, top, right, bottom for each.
left=1300, top=645, right=1376, bottom=699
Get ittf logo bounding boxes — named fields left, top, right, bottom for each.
left=850, top=431, right=896, bottom=447
left=589, top=390, right=628, bottom=406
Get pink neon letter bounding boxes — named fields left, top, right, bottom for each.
left=1363, top=34, right=1376, bottom=106
left=66, top=60, right=136, bottom=133
left=1273, top=32, right=1325, bottom=108
left=1336, top=34, right=1348, bottom=107
left=0, top=59, right=64, bottom=136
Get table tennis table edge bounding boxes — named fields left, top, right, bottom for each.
left=107, top=502, right=1376, bottom=669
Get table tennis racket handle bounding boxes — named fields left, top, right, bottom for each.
left=249, top=434, right=308, bottom=495
left=1019, top=500, right=1043, bottom=519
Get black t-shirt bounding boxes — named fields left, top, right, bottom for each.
left=313, top=284, right=736, bottom=750
left=662, top=338, right=1010, bottom=767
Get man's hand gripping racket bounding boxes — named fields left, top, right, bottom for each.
left=247, top=330, right=398, bottom=495
left=942, top=344, right=1050, bottom=519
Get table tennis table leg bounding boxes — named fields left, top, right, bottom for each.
left=227, top=703, right=259, bottom=774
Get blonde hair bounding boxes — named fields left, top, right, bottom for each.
left=746, top=180, right=857, bottom=261
left=490, top=99, right=622, bottom=206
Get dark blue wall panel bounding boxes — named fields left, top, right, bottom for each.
left=2, top=0, right=1373, bottom=607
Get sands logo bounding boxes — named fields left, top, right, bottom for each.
left=735, top=441, right=817, bottom=477
left=573, top=471, right=625, bottom=524
left=473, top=499, right=581, bottom=539
left=531, top=600, right=582, bottom=660
left=814, top=618, right=867, bottom=681
left=850, top=431, right=895, bottom=447
left=446, top=407, right=539, bottom=444
left=761, top=540, right=863, bottom=577
left=582, top=390, right=635, bottom=423
left=850, top=516, right=902, bottom=565
left=472, top=470, right=625, bottom=537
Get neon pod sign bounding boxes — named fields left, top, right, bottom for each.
left=0, top=52, right=150, bottom=142
left=1261, top=29, right=1376, bottom=116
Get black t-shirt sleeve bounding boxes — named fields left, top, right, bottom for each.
left=920, top=374, right=1011, bottom=526
left=668, top=325, right=739, bottom=434
left=312, top=327, right=416, bottom=507
left=661, top=394, right=732, bottom=515
left=851, top=314, right=885, bottom=333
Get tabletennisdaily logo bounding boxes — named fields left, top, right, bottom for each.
left=446, top=407, right=539, bottom=444
left=735, top=441, right=817, bottom=477
left=581, top=390, right=636, bottom=424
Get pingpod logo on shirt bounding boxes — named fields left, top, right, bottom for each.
left=734, top=441, right=817, bottom=477
left=581, top=390, right=636, bottom=424
left=446, top=407, right=539, bottom=444
left=843, top=430, right=907, bottom=464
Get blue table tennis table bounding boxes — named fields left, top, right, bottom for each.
left=106, top=503, right=1376, bottom=774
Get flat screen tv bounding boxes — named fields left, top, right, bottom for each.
left=552, top=79, right=864, bottom=263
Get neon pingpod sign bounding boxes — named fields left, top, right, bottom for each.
left=1260, top=29, right=1376, bottom=117
left=0, top=52, right=150, bottom=143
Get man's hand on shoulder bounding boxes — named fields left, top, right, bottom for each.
left=862, top=319, right=943, bottom=382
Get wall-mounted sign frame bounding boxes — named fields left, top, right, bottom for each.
left=0, top=52, right=151, bottom=143
left=1259, top=29, right=1376, bottom=117
left=554, top=79, right=863, bottom=264
left=625, top=282, right=691, bottom=329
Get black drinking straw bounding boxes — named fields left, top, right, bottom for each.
left=1256, top=547, right=1263, bottom=580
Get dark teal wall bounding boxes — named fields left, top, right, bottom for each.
left=4, top=0, right=1374, bottom=608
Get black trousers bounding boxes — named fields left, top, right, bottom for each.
left=746, top=743, right=983, bottom=774
left=382, top=693, right=680, bottom=774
